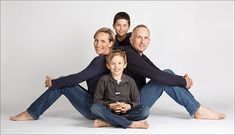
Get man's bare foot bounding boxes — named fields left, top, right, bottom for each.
left=10, top=111, right=34, bottom=121
left=93, top=119, right=112, bottom=128
left=129, top=120, right=149, bottom=129
left=194, top=106, right=225, bottom=120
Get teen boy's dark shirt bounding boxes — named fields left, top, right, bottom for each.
left=50, top=55, right=109, bottom=94
left=124, top=47, right=187, bottom=90
left=113, top=32, right=132, bottom=50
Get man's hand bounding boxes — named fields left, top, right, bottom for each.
left=184, top=74, right=193, bottom=89
left=45, top=75, right=53, bottom=88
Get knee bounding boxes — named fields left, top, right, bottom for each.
left=90, top=103, right=103, bottom=114
left=139, top=105, right=150, bottom=119
left=163, top=69, right=175, bottom=75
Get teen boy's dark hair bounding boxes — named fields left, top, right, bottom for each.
left=113, top=12, right=130, bottom=26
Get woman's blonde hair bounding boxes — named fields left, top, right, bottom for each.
left=94, top=27, right=115, bottom=49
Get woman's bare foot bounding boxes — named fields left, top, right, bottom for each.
left=93, top=119, right=112, bottom=128
left=10, top=111, right=34, bottom=121
left=194, top=106, right=225, bottom=120
left=129, top=120, right=149, bottom=129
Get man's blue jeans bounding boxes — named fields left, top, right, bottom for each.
left=90, top=103, right=149, bottom=128
left=140, top=69, right=200, bottom=116
left=26, top=85, right=95, bottom=120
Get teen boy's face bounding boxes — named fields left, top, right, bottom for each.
left=94, top=32, right=112, bottom=55
left=107, top=55, right=127, bottom=77
left=113, top=19, right=130, bottom=38
left=130, top=27, right=150, bottom=55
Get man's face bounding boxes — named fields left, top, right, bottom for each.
left=130, top=27, right=150, bottom=55
left=113, top=19, right=130, bottom=38
left=94, top=32, right=112, bottom=55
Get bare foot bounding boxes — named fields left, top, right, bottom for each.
left=93, top=119, right=112, bottom=128
left=10, top=111, right=34, bottom=121
left=129, top=120, right=149, bottom=129
left=194, top=106, right=225, bottom=120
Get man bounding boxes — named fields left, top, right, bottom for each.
left=124, top=24, right=225, bottom=120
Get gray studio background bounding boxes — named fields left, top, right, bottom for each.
left=1, top=1, right=234, bottom=115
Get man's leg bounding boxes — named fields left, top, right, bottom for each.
left=163, top=69, right=225, bottom=119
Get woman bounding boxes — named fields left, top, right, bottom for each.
left=10, top=27, right=115, bottom=121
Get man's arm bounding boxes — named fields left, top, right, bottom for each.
left=126, top=48, right=187, bottom=88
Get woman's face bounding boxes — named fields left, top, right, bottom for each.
left=94, top=32, right=112, bottom=55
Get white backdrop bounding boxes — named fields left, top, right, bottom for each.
left=1, top=1, right=234, bottom=114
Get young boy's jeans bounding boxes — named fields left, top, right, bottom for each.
left=90, top=103, right=149, bottom=128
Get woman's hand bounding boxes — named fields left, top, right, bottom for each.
left=45, top=75, right=53, bottom=88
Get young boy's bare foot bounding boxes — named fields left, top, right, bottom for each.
left=93, top=119, right=112, bottom=128
left=194, top=106, right=225, bottom=120
left=10, top=111, right=34, bottom=121
left=129, top=120, right=149, bottom=129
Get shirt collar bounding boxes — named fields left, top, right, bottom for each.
left=108, top=73, right=129, bottom=84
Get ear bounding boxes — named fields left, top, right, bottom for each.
left=130, top=36, right=133, bottom=45
left=124, top=63, right=127, bottom=68
left=106, top=63, right=111, bottom=69
left=109, top=41, right=113, bottom=48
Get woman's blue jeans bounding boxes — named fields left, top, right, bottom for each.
left=26, top=85, right=95, bottom=120
left=140, top=69, right=200, bottom=116
left=90, top=103, right=149, bottom=128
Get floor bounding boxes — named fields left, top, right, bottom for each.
left=1, top=95, right=234, bottom=134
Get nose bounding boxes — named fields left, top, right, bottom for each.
left=95, top=41, right=101, bottom=47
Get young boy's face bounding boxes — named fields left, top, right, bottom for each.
left=107, top=55, right=127, bottom=77
left=113, top=19, right=130, bottom=38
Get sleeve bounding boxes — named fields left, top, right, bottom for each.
left=126, top=48, right=187, bottom=88
left=50, top=56, right=107, bottom=90
left=128, top=78, right=140, bottom=107
left=93, top=76, right=107, bottom=105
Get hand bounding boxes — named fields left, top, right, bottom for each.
left=45, top=75, right=53, bottom=88
left=109, top=102, right=131, bottom=113
left=117, top=102, right=131, bottom=113
left=184, top=74, right=193, bottom=89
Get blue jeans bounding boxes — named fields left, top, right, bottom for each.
left=90, top=103, right=149, bottom=128
left=26, top=85, right=95, bottom=120
left=140, top=69, right=200, bottom=116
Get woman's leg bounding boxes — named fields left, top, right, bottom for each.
left=62, top=85, right=94, bottom=120
left=10, top=85, right=94, bottom=121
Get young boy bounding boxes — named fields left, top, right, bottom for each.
left=113, top=12, right=132, bottom=50
left=90, top=50, right=149, bottom=129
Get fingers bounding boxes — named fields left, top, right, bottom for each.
left=184, top=73, right=193, bottom=89
left=45, top=75, right=53, bottom=88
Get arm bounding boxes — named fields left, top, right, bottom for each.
left=128, top=78, right=140, bottom=107
left=93, top=76, right=107, bottom=105
left=126, top=48, right=187, bottom=88
left=49, top=56, right=107, bottom=90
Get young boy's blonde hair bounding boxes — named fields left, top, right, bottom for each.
left=106, top=49, right=127, bottom=65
